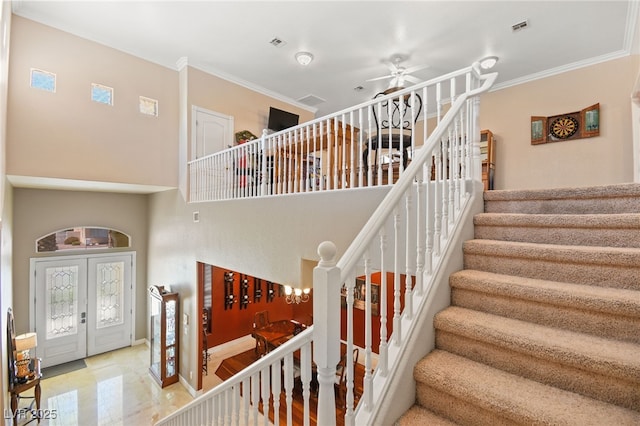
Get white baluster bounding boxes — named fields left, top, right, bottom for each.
left=378, top=229, right=388, bottom=376
left=283, top=353, right=294, bottom=426
left=242, top=377, right=250, bottom=426
left=333, top=117, right=339, bottom=190
left=341, top=116, right=347, bottom=188
left=404, top=190, right=413, bottom=319
left=433, top=146, right=442, bottom=257
left=301, top=343, right=311, bottom=426
left=345, top=272, right=355, bottom=421
left=251, top=374, right=260, bottom=426
left=363, top=252, right=374, bottom=411
left=260, top=366, right=270, bottom=426
left=441, top=136, right=449, bottom=240
left=271, top=360, right=281, bottom=426
left=393, top=207, right=402, bottom=345
left=415, top=164, right=425, bottom=296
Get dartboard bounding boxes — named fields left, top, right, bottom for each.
left=550, top=116, right=579, bottom=139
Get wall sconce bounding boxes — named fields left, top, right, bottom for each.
left=284, top=286, right=311, bottom=304
left=15, top=332, right=37, bottom=379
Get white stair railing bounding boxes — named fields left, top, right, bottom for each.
left=157, top=327, right=316, bottom=426
left=314, top=66, right=497, bottom=426
left=158, top=64, right=496, bottom=426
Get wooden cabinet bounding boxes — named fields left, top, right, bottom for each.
left=149, top=285, right=179, bottom=388
left=480, top=129, right=495, bottom=190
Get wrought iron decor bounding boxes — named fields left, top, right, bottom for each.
left=531, top=103, right=599, bottom=145
left=254, top=278, right=263, bottom=303
left=223, top=272, right=235, bottom=310
left=240, top=275, right=250, bottom=309
left=266, top=281, right=275, bottom=302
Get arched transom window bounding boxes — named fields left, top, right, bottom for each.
left=36, top=227, right=131, bottom=253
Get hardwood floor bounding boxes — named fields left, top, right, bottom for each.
left=214, top=348, right=365, bottom=426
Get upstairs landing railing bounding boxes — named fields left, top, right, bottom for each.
left=159, top=64, right=497, bottom=426
left=190, top=65, right=485, bottom=203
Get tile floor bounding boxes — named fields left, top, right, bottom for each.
left=17, top=339, right=253, bottom=426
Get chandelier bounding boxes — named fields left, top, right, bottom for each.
left=284, top=286, right=311, bottom=304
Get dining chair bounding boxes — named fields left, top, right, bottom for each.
left=363, top=89, right=422, bottom=184
left=334, top=347, right=360, bottom=407
left=253, top=310, right=270, bottom=329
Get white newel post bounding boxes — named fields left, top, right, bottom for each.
left=313, top=241, right=341, bottom=426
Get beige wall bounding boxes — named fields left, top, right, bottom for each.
left=6, top=16, right=179, bottom=188
left=186, top=66, right=315, bottom=146
left=1, top=4, right=12, bottom=416
left=11, top=188, right=149, bottom=340
left=480, top=55, right=639, bottom=190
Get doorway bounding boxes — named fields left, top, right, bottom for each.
left=30, top=252, right=135, bottom=368
left=192, top=106, right=234, bottom=159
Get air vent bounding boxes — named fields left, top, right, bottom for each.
left=297, top=94, right=326, bottom=106
left=512, top=19, right=529, bottom=31
left=269, top=37, right=286, bottom=47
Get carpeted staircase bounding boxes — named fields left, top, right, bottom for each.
left=397, top=183, right=640, bottom=425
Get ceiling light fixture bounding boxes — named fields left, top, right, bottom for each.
left=295, top=52, right=314, bottom=66
left=479, top=56, right=499, bottom=70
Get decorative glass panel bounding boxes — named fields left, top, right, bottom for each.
left=36, top=227, right=130, bottom=252
left=46, top=266, right=79, bottom=339
left=30, top=68, right=56, bottom=92
left=166, top=300, right=176, bottom=346
left=166, top=345, right=175, bottom=377
left=95, top=261, right=124, bottom=329
left=91, top=83, right=113, bottom=105
left=150, top=297, right=161, bottom=377
left=139, top=96, right=158, bottom=116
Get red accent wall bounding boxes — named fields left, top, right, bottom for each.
left=207, top=266, right=313, bottom=348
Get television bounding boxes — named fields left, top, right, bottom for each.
left=268, top=107, right=299, bottom=132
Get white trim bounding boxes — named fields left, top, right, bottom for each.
left=189, top=63, right=317, bottom=114
left=191, top=105, right=235, bottom=161
left=490, top=50, right=631, bottom=93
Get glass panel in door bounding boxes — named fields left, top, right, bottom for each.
left=87, top=255, right=132, bottom=356
left=35, top=259, right=88, bottom=368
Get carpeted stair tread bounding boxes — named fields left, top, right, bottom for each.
left=434, top=306, right=640, bottom=382
left=395, top=405, right=459, bottom=426
left=463, top=239, right=640, bottom=266
left=483, top=183, right=640, bottom=214
left=449, top=269, right=640, bottom=317
left=473, top=213, right=640, bottom=248
left=474, top=212, right=640, bottom=228
left=483, top=183, right=640, bottom=202
left=414, top=350, right=640, bottom=425
left=463, top=239, right=640, bottom=289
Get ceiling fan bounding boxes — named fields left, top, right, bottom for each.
left=367, top=54, right=430, bottom=90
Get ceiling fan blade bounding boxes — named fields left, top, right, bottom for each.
left=383, top=59, right=401, bottom=73
left=404, top=75, right=422, bottom=84
left=403, top=64, right=430, bottom=74
left=366, top=75, right=393, bottom=82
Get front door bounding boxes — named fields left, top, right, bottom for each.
left=32, top=253, right=134, bottom=368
